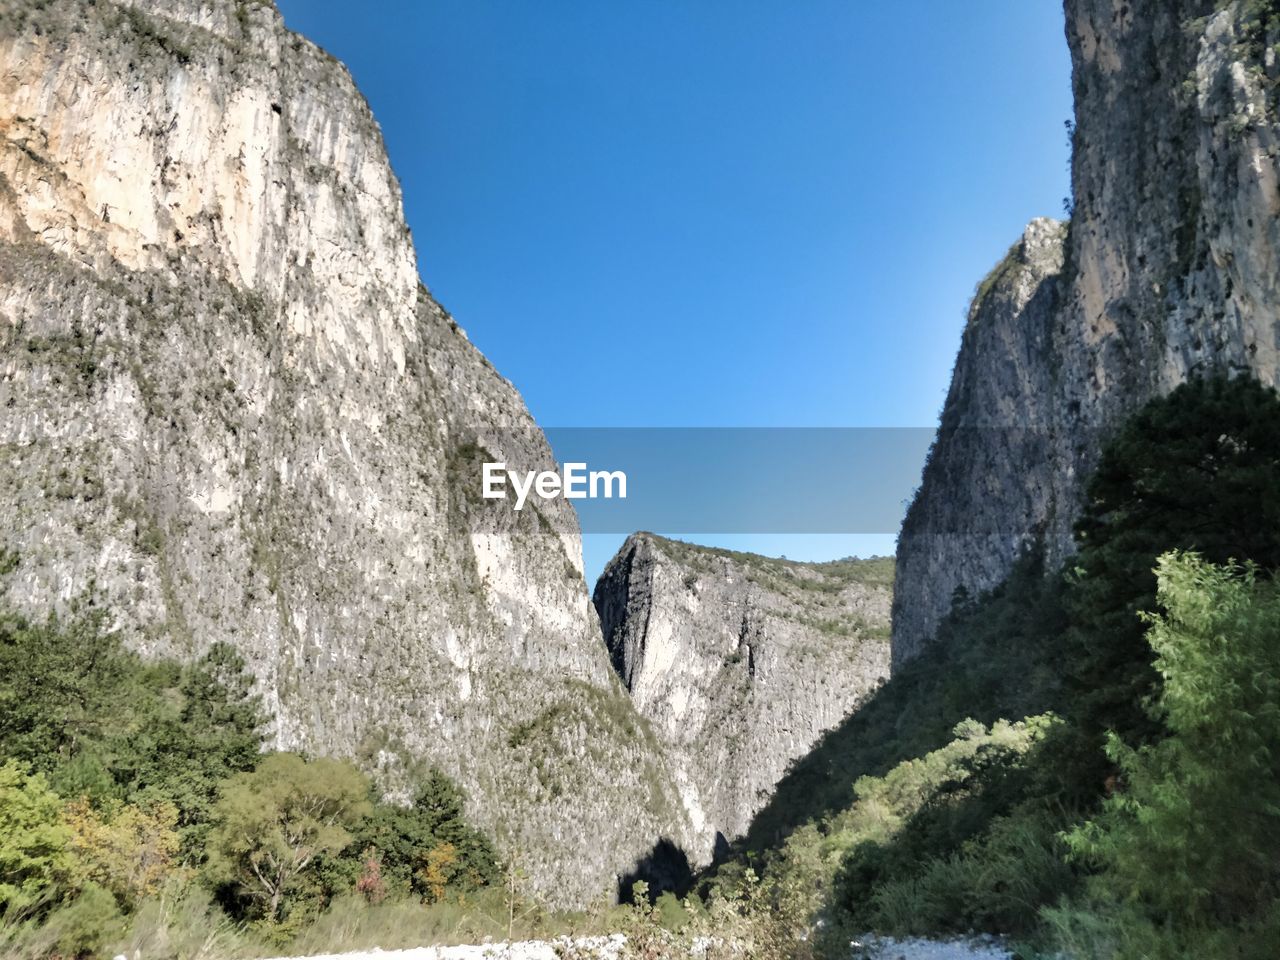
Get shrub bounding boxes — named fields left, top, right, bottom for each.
left=349, top=769, right=499, bottom=900
left=1063, top=375, right=1280, bottom=754
left=0, top=603, right=136, bottom=778
left=39, top=882, right=126, bottom=958
left=821, top=716, right=1062, bottom=946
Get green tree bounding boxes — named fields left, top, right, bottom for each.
left=0, top=760, right=71, bottom=914
left=125, top=642, right=267, bottom=853
left=1063, top=375, right=1280, bottom=753
left=350, top=769, right=498, bottom=899
left=1054, top=553, right=1280, bottom=959
left=0, top=603, right=137, bottom=776
left=207, top=753, right=371, bottom=922
left=178, top=642, right=267, bottom=774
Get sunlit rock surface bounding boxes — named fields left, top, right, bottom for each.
left=0, top=0, right=692, bottom=907
left=595, top=533, right=891, bottom=863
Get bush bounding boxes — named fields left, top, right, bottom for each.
left=0, top=603, right=136, bottom=780
left=349, top=769, right=499, bottom=902
left=62, top=797, right=181, bottom=908
left=1063, top=375, right=1280, bottom=753
left=39, top=882, right=126, bottom=958
left=821, top=716, right=1062, bottom=946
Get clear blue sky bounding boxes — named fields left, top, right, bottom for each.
left=275, top=1, right=1073, bottom=582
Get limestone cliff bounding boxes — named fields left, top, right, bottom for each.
left=594, top=534, right=892, bottom=863
left=0, top=0, right=691, bottom=906
left=893, top=0, right=1280, bottom=665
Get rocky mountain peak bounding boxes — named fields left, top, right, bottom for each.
left=0, top=0, right=692, bottom=907
left=893, top=0, right=1280, bottom=665
left=595, top=533, right=892, bottom=863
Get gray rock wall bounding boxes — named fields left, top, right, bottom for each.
left=0, top=0, right=691, bottom=907
left=893, top=0, right=1280, bottom=665
left=595, top=534, right=891, bottom=863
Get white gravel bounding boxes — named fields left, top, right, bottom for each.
left=850, top=934, right=1015, bottom=960
left=259, top=934, right=628, bottom=960
left=261, top=932, right=1014, bottom=960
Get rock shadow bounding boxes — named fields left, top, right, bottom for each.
left=617, top=837, right=693, bottom=903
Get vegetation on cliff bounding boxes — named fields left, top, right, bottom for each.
left=0, top=603, right=500, bottom=957
left=705, top=375, right=1280, bottom=959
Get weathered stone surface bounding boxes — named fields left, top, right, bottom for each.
left=595, top=534, right=891, bottom=863
left=0, top=0, right=691, bottom=906
left=893, top=0, right=1280, bottom=665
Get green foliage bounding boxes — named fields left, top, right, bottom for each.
left=0, top=601, right=269, bottom=863
left=701, top=552, right=1077, bottom=948
left=1063, top=375, right=1280, bottom=753
left=795, top=716, right=1061, bottom=948
left=1, top=884, right=127, bottom=960
left=0, top=583, right=504, bottom=951
left=137, top=642, right=268, bottom=854
left=741, top=547, right=1067, bottom=855
left=729, top=376, right=1280, bottom=955
left=1050, top=554, right=1280, bottom=959
left=846, top=806, right=1072, bottom=940
left=0, top=602, right=138, bottom=779
left=206, top=753, right=372, bottom=923
left=0, top=761, right=71, bottom=914
left=349, top=770, right=499, bottom=901
left=38, top=882, right=126, bottom=957
left=178, top=643, right=268, bottom=775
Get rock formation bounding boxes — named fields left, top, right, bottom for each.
left=0, top=0, right=691, bottom=906
left=893, top=0, right=1280, bottom=665
left=595, top=534, right=891, bottom=863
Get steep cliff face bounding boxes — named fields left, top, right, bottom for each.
left=594, top=534, right=892, bottom=863
left=894, top=0, right=1280, bottom=665
left=0, top=0, right=691, bottom=906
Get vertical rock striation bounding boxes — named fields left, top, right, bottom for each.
left=595, top=534, right=892, bottom=863
left=893, top=0, right=1280, bottom=665
left=0, top=0, right=690, bottom=906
